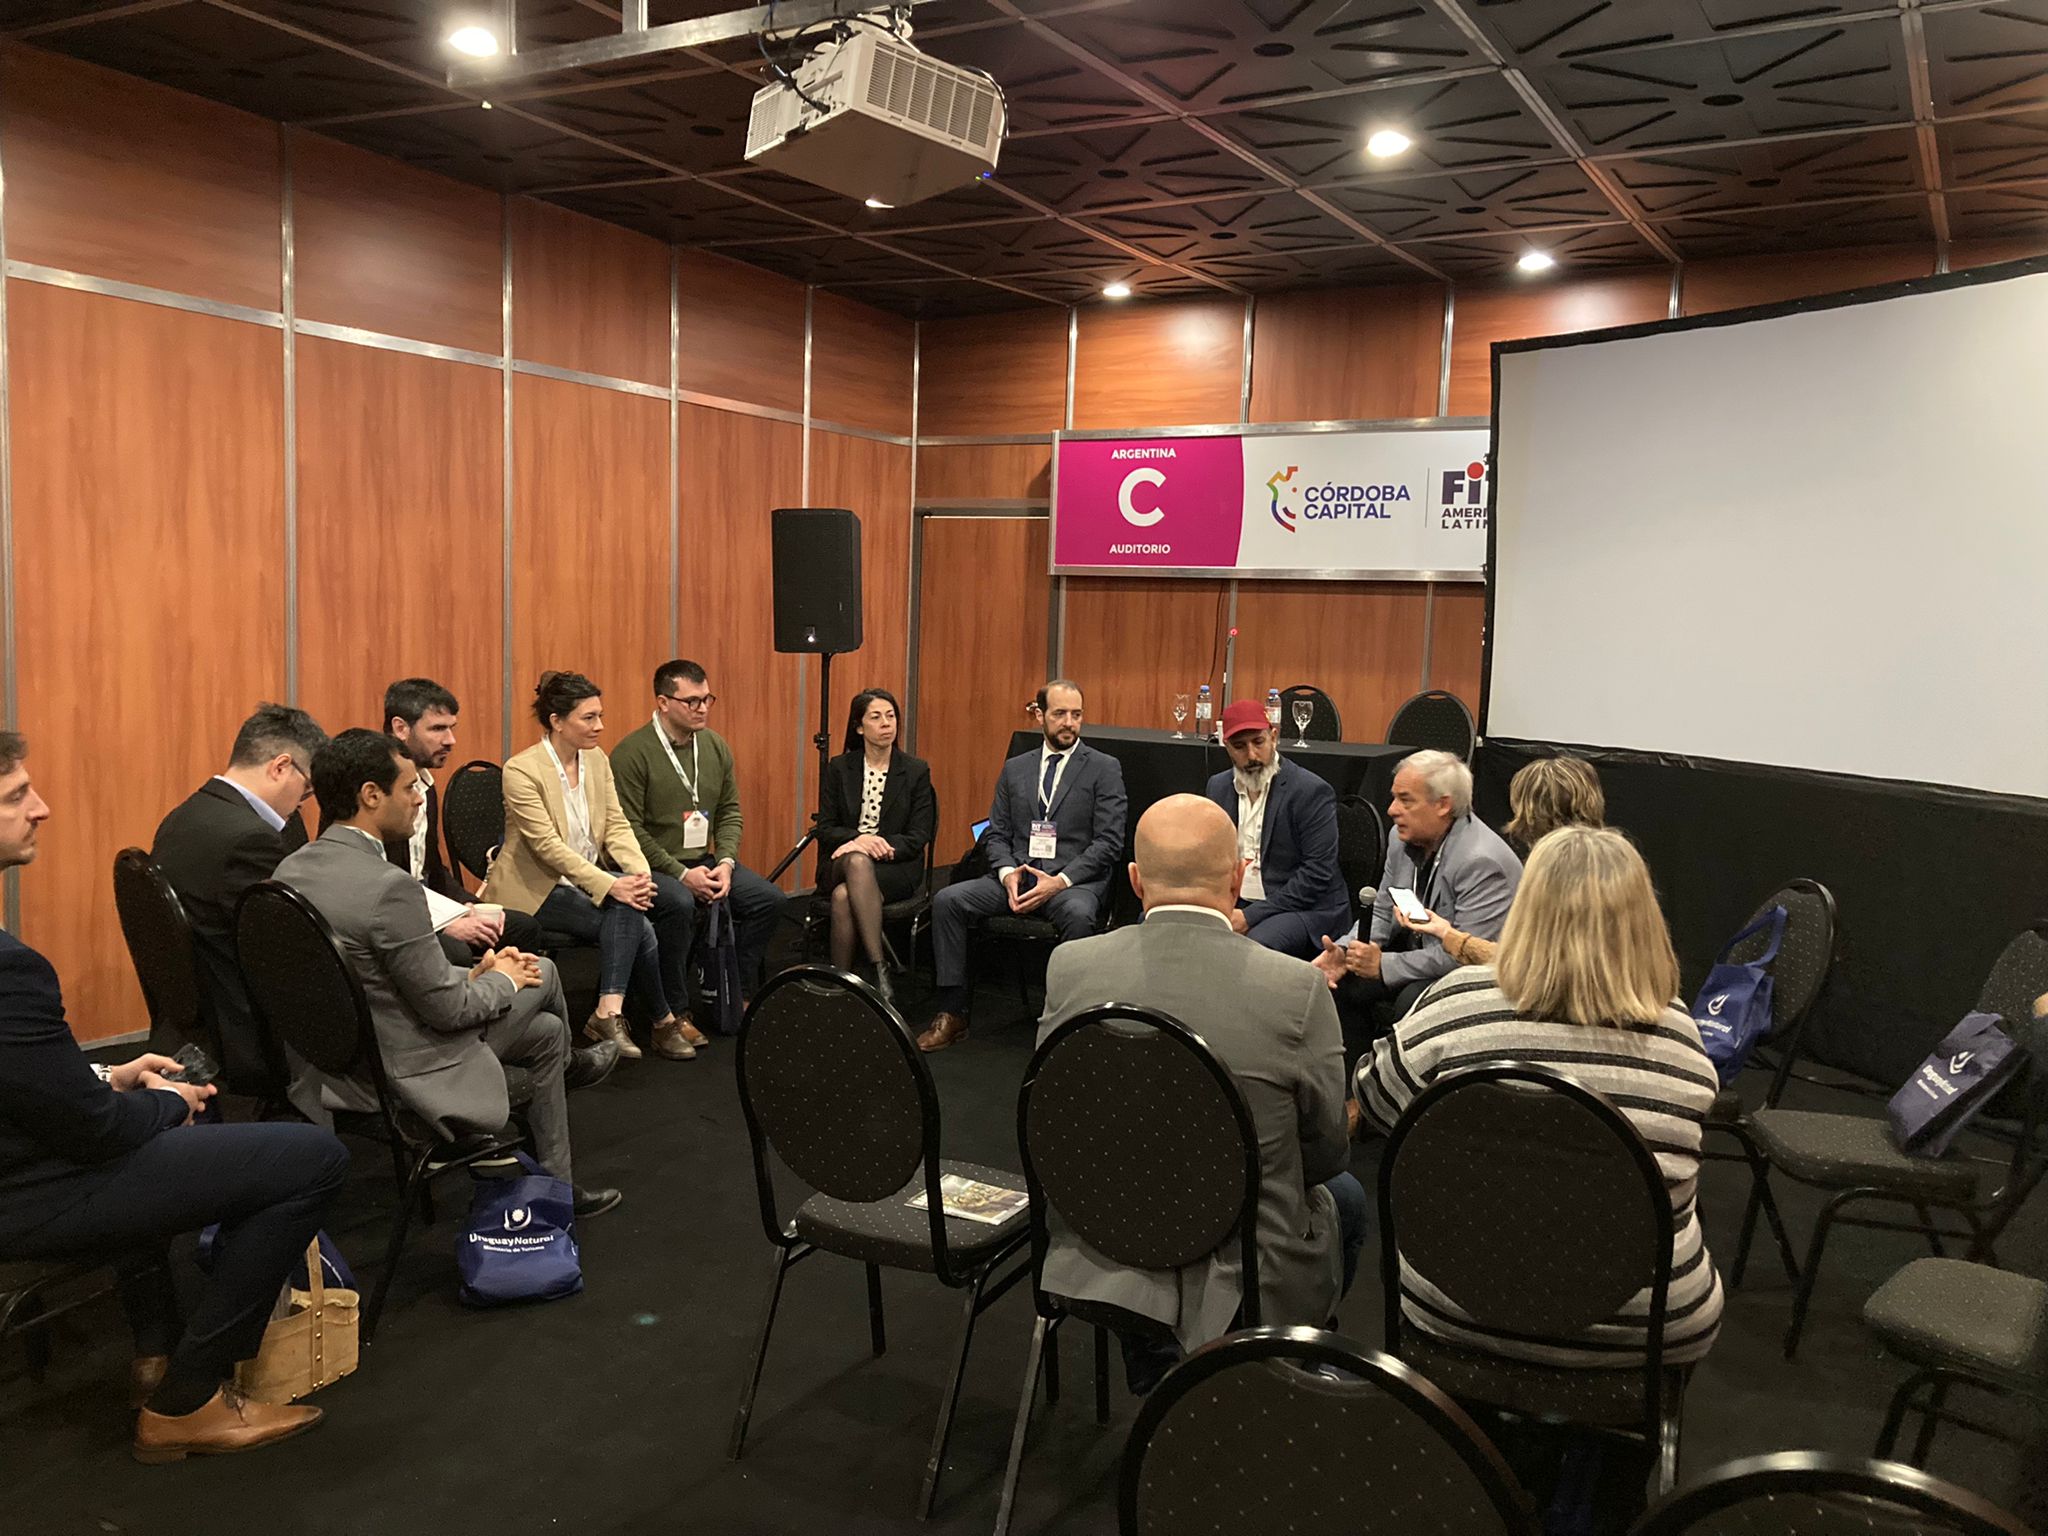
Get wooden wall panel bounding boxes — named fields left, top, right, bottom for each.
left=1, top=46, right=280, bottom=310
left=918, top=310, right=1069, bottom=435
left=1426, top=586, right=1487, bottom=717
left=1061, top=577, right=1228, bottom=731
left=678, top=406, right=806, bottom=887
left=675, top=250, right=807, bottom=414
left=916, top=517, right=1050, bottom=837
left=291, top=131, right=503, bottom=355
left=916, top=443, right=1052, bottom=502
left=811, top=431, right=914, bottom=750
left=1073, top=298, right=1246, bottom=430
left=1232, top=581, right=1429, bottom=744
left=1250, top=286, right=1445, bottom=423
left=509, top=198, right=669, bottom=386
left=10, top=284, right=284, bottom=1041
left=511, top=375, right=669, bottom=747
left=1680, top=245, right=1935, bottom=317
left=296, top=340, right=503, bottom=757
left=810, top=292, right=915, bottom=435
left=1949, top=236, right=2048, bottom=270
left=1447, top=271, right=1671, bottom=416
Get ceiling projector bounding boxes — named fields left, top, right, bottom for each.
left=744, top=24, right=1007, bottom=207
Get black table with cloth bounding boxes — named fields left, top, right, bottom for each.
left=1000, top=725, right=1408, bottom=925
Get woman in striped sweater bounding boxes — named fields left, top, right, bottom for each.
left=1356, top=824, right=1724, bottom=1368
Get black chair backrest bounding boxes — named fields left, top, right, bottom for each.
left=440, top=759, right=504, bottom=884
left=1629, top=1451, right=2032, bottom=1536
left=1020, top=1006, right=1261, bottom=1314
left=234, top=880, right=376, bottom=1087
left=1385, top=689, right=1476, bottom=760
left=1724, top=878, right=1838, bottom=1045
left=1277, top=684, right=1341, bottom=742
left=1974, top=928, right=2048, bottom=1126
left=1333, top=794, right=1387, bottom=923
left=1122, top=1326, right=1538, bottom=1536
left=111, top=848, right=205, bottom=1051
left=1380, top=1064, right=1672, bottom=1345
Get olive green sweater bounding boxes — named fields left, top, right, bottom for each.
left=609, top=721, right=745, bottom=877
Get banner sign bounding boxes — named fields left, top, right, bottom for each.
left=1051, top=424, right=1490, bottom=580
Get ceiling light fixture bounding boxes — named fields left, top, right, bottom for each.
left=864, top=197, right=892, bottom=209
left=479, top=100, right=493, bottom=110
left=1517, top=250, right=1556, bottom=273
left=1102, top=281, right=1133, bottom=299
left=1365, top=128, right=1412, bottom=159
left=447, top=25, right=500, bottom=58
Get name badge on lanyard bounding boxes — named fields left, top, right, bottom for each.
left=1029, top=820, right=1058, bottom=861
left=683, top=810, right=710, bottom=852
left=656, top=716, right=708, bottom=853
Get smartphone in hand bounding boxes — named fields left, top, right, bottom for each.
left=166, top=1043, right=219, bottom=1088
left=1389, top=886, right=1429, bottom=923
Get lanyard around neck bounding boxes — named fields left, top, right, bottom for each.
left=654, top=715, right=700, bottom=802
left=543, top=737, right=595, bottom=848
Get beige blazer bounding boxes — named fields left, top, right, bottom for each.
left=481, top=740, right=648, bottom=914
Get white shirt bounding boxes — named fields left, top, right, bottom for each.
left=407, top=769, right=434, bottom=881
left=543, top=739, right=599, bottom=886
left=999, top=743, right=1077, bottom=881
left=1146, top=904, right=1233, bottom=929
left=212, top=775, right=285, bottom=833
left=1232, top=761, right=1275, bottom=904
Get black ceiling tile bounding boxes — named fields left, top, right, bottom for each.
left=901, top=218, right=1141, bottom=276
left=1924, top=2, right=2048, bottom=117
left=1010, top=265, right=1226, bottom=302
left=1075, top=192, right=1360, bottom=260
left=698, top=166, right=865, bottom=225
left=1319, top=160, right=1622, bottom=238
left=1653, top=192, right=1935, bottom=256
left=691, top=235, right=927, bottom=283
left=1526, top=23, right=1915, bottom=153
left=1190, top=240, right=1425, bottom=289
left=851, top=177, right=1042, bottom=228
left=542, top=177, right=826, bottom=243
left=317, top=102, right=657, bottom=190
left=1211, top=74, right=1563, bottom=183
left=1938, top=108, right=2048, bottom=188
left=1602, top=126, right=1923, bottom=218
left=1945, top=185, right=2048, bottom=241
left=515, top=69, right=763, bottom=173
left=817, top=276, right=1046, bottom=320
left=39, top=1, right=460, bottom=118
left=863, top=216, right=1052, bottom=265
left=4, top=0, right=177, bottom=33
left=1401, top=222, right=1670, bottom=277
left=994, top=118, right=1284, bottom=209
left=1050, top=1, right=1484, bottom=113
left=1461, top=0, right=1900, bottom=67
left=915, top=21, right=1159, bottom=133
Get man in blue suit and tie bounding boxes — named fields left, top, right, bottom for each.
left=918, top=680, right=1127, bottom=1052
left=1205, top=698, right=1350, bottom=959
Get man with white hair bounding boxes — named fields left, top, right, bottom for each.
left=1312, top=749, right=1522, bottom=1058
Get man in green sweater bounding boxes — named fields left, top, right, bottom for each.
left=612, top=659, right=785, bottom=1001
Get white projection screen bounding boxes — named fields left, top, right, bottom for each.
left=1486, top=263, right=2048, bottom=802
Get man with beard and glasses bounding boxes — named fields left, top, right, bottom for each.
left=917, top=679, right=1127, bottom=1053
left=1203, top=698, right=1349, bottom=959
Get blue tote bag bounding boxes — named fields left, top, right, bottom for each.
left=458, top=1152, right=582, bottom=1307
left=1691, top=905, right=1786, bottom=1087
left=1887, top=1012, right=2023, bottom=1157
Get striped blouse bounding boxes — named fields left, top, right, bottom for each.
left=1356, top=966, right=1724, bottom=1368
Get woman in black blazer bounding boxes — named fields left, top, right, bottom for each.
left=818, top=688, right=936, bottom=1005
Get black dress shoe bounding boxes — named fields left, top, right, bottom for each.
left=872, top=963, right=897, bottom=1009
left=573, top=1186, right=622, bottom=1219
left=564, top=1040, right=620, bottom=1091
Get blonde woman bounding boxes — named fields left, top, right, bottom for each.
left=1357, top=825, right=1723, bottom=1368
left=1394, top=754, right=1605, bottom=967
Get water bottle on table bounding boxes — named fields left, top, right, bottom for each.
left=1265, top=688, right=1281, bottom=729
left=1194, top=685, right=1212, bottom=741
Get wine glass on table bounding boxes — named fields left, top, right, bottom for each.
left=1171, top=693, right=1190, bottom=739
left=1291, top=697, right=1314, bottom=748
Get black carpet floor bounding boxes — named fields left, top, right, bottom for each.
left=6, top=947, right=2044, bottom=1535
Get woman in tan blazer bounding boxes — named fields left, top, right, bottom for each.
left=483, top=671, right=699, bottom=1062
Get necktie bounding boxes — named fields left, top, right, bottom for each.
left=1041, top=751, right=1062, bottom=806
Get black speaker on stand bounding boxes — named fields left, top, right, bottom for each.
left=767, top=507, right=863, bottom=885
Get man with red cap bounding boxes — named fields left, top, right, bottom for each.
left=1203, top=698, right=1350, bottom=959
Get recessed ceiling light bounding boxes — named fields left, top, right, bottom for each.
left=479, top=100, right=493, bottom=110
left=447, top=25, right=499, bottom=57
left=1365, top=128, right=1412, bottom=159
left=1517, top=249, right=1556, bottom=273
left=864, top=197, right=892, bottom=209
left=1102, top=281, right=1133, bottom=299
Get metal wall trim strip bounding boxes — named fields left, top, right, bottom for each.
left=509, top=357, right=668, bottom=400
left=914, top=432, right=1055, bottom=447
left=807, top=419, right=913, bottom=447
left=1055, top=416, right=1488, bottom=441
left=793, top=285, right=814, bottom=877
left=1238, top=295, right=1255, bottom=424
left=0, top=97, right=15, bottom=932
left=4, top=261, right=284, bottom=329
left=913, top=498, right=1049, bottom=512
left=1437, top=287, right=1455, bottom=419
left=293, top=319, right=501, bottom=369
left=677, top=388, right=805, bottom=428
left=905, top=319, right=921, bottom=749
left=281, top=128, right=299, bottom=705
left=500, top=200, right=515, bottom=761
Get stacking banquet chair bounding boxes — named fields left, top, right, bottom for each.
left=1628, top=1450, right=2033, bottom=1536
left=1277, top=684, right=1342, bottom=742
left=1385, top=689, right=1476, bottom=760
left=1120, top=1325, right=1538, bottom=1536
left=727, top=965, right=1030, bottom=1519
left=111, top=848, right=213, bottom=1069
left=1704, top=878, right=1840, bottom=1288
left=801, top=831, right=939, bottom=981
left=1379, top=1065, right=1693, bottom=1498
left=234, top=880, right=531, bottom=1342
left=1863, top=1252, right=2048, bottom=1472
left=0, top=1259, right=113, bottom=1386
left=1334, top=794, right=1388, bottom=927
left=1745, top=926, right=2048, bottom=1358
left=995, top=1004, right=1261, bottom=1536
left=437, top=759, right=504, bottom=887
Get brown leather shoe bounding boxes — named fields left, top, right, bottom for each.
left=130, top=1355, right=169, bottom=1409
left=916, top=1012, right=968, bottom=1053
left=585, top=1012, right=643, bottom=1061
left=650, top=1017, right=697, bottom=1060
left=133, top=1385, right=322, bottom=1464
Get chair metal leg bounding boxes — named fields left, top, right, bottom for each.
left=866, top=1263, right=887, bottom=1357
left=1043, top=1316, right=1061, bottom=1405
left=1915, top=1202, right=1944, bottom=1257
left=918, top=1265, right=994, bottom=1520
left=1783, top=1188, right=1861, bottom=1359
left=1093, top=1324, right=1111, bottom=1425
left=1909, top=1378, right=1950, bottom=1467
left=364, top=1150, right=435, bottom=1345
left=5, top=1290, right=52, bottom=1382
left=1656, top=1390, right=1685, bottom=1497
left=1876, top=1370, right=1931, bottom=1461
left=728, top=1245, right=798, bottom=1462
left=993, top=1316, right=1049, bottom=1536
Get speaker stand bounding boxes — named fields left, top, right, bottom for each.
left=768, top=649, right=840, bottom=886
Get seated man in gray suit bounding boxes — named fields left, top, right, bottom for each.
left=276, top=729, right=622, bottom=1219
left=1203, top=697, right=1350, bottom=958
left=1313, top=748, right=1522, bottom=1062
left=918, top=679, right=1127, bottom=1053
left=1038, top=794, right=1365, bottom=1391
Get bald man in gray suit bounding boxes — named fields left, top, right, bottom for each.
left=1036, top=794, right=1366, bottom=1391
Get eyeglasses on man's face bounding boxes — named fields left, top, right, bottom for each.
left=664, top=692, right=715, bottom=710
